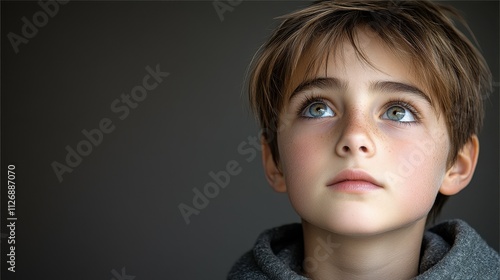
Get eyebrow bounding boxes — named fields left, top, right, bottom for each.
left=370, top=81, right=431, bottom=104
left=290, top=77, right=431, bottom=105
left=290, top=77, right=347, bottom=100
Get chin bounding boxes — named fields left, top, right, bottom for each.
left=311, top=211, right=395, bottom=237
left=326, top=221, right=389, bottom=237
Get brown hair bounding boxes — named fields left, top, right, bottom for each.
left=248, top=0, right=492, bottom=222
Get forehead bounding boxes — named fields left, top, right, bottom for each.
left=283, top=28, right=436, bottom=106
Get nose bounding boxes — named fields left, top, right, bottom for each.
left=335, top=112, right=376, bottom=158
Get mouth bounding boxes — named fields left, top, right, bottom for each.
left=327, top=169, right=383, bottom=193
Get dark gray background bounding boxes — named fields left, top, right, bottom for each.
left=1, top=1, right=498, bottom=279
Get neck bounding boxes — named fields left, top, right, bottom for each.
left=301, top=219, right=426, bottom=280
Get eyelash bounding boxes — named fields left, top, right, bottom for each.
left=296, top=95, right=329, bottom=118
left=296, top=95, right=422, bottom=123
left=384, top=99, right=421, bottom=125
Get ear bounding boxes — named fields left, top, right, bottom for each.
left=440, top=135, right=479, bottom=195
left=261, top=137, right=287, bottom=193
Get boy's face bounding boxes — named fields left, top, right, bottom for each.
left=267, top=30, right=462, bottom=236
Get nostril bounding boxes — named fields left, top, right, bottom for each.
left=342, top=146, right=350, bottom=152
left=359, top=146, right=368, bottom=153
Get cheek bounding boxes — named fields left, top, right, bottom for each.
left=281, top=135, right=322, bottom=183
left=278, top=127, right=330, bottom=196
left=387, top=133, right=449, bottom=213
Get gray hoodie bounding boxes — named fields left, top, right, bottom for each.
left=228, top=220, right=499, bottom=279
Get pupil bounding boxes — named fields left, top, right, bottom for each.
left=389, top=106, right=404, bottom=120
left=311, top=104, right=325, bottom=116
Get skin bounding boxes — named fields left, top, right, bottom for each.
left=262, top=29, right=479, bottom=279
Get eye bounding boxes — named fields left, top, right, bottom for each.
left=382, top=105, right=416, bottom=122
left=302, top=101, right=335, bottom=118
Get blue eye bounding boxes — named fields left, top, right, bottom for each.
left=302, top=101, right=335, bottom=118
left=382, top=105, right=415, bottom=122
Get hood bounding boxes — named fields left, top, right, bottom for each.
left=228, top=220, right=499, bottom=279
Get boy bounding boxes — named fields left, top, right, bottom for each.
left=228, top=0, right=499, bottom=279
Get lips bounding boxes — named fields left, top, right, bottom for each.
left=327, top=169, right=382, bottom=193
